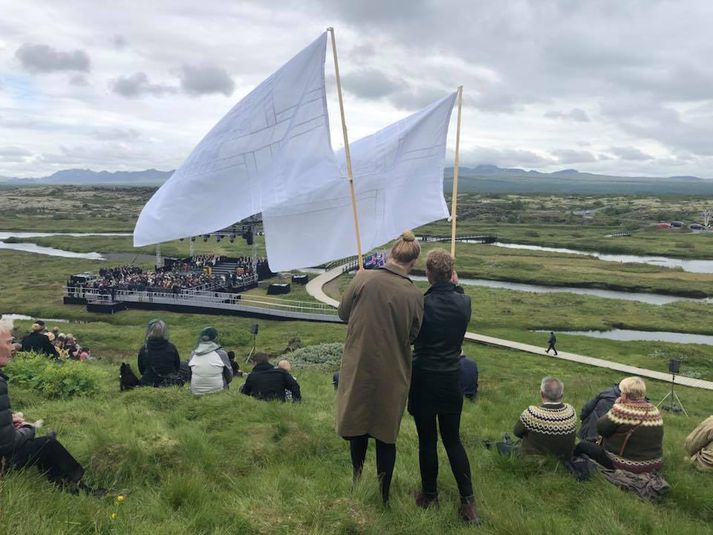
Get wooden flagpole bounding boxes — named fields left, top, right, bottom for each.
left=327, top=27, right=364, bottom=270
left=450, top=85, right=463, bottom=258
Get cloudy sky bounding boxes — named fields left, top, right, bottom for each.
left=1, top=0, right=712, bottom=178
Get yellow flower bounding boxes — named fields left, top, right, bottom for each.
left=110, top=512, right=118, bottom=520
left=116, top=495, right=125, bottom=503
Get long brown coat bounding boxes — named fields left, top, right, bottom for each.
left=335, top=264, right=424, bottom=444
left=685, top=415, right=713, bottom=471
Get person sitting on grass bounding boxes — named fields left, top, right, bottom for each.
left=574, top=376, right=664, bottom=473
left=227, top=351, right=243, bottom=377
left=137, top=319, right=181, bottom=387
left=277, top=359, right=299, bottom=401
left=240, top=353, right=301, bottom=402
left=188, top=327, right=233, bottom=395
left=20, top=321, right=59, bottom=359
left=578, top=382, right=622, bottom=442
left=684, top=415, right=713, bottom=472
left=513, top=376, right=577, bottom=460
left=0, top=323, right=102, bottom=495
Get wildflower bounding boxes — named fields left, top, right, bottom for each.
left=116, top=495, right=125, bottom=503
left=110, top=512, right=118, bottom=520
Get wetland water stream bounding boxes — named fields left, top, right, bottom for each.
left=2, top=231, right=711, bottom=305
left=488, top=242, right=713, bottom=273
left=535, top=329, right=713, bottom=346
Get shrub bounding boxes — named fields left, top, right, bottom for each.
left=288, top=343, right=344, bottom=369
left=6, top=352, right=103, bottom=399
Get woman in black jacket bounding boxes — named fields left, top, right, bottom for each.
left=137, top=319, right=181, bottom=387
left=408, top=249, right=479, bottom=524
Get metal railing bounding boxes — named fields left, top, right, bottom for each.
left=64, top=285, right=339, bottom=318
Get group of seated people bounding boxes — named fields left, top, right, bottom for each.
left=511, top=375, right=713, bottom=479
left=135, top=319, right=301, bottom=401
left=74, top=265, right=215, bottom=294
left=19, top=321, right=90, bottom=361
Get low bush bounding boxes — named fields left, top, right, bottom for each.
left=287, top=342, right=343, bottom=369
left=6, top=352, right=104, bottom=399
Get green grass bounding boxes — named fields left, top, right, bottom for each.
left=1, top=342, right=711, bottom=534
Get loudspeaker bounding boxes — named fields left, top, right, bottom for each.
left=249, top=324, right=259, bottom=335
left=668, top=359, right=681, bottom=374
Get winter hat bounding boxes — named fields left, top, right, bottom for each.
left=199, top=327, right=219, bottom=342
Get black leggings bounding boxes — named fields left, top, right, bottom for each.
left=413, top=411, right=473, bottom=502
left=348, top=435, right=396, bottom=503
left=7, top=436, right=85, bottom=484
left=573, top=440, right=615, bottom=469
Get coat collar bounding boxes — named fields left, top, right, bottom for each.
left=379, top=262, right=412, bottom=281
left=253, top=362, right=274, bottom=372
left=425, top=281, right=457, bottom=295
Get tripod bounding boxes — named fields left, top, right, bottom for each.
left=657, top=373, right=688, bottom=416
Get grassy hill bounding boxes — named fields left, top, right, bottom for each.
left=1, top=325, right=712, bottom=534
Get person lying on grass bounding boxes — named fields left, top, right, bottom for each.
left=0, top=323, right=105, bottom=495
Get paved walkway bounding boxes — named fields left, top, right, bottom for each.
left=306, top=264, right=713, bottom=391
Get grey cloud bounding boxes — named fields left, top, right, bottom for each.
left=461, top=146, right=554, bottom=168
left=342, top=68, right=401, bottom=100
left=179, top=64, right=234, bottom=96
left=544, top=108, right=590, bottom=122
left=15, top=43, right=90, bottom=73
left=92, top=127, right=140, bottom=141
left=111, top=72, right=176, bottom=98
left=608, top=146, right=654, bottom=161
left=551, top=149, right=598, bottom=164
left=0, top=146, right=32, bottom=162
left=69, top=74, right=90, bottom=87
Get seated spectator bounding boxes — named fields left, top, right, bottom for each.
left=20, top=321, right=59, bottom=359
left=578, top=383, right=621, bottom=442
left=78, top=347, right=91, bottom=362
left=188, top=327, right=232, bottom=395
left=137, top=319, right=181, bottom=387
left=240, top=353, right=301, bottom=402
left=0, top=324, right=101, bottom=494
left=64, top=334, right=79, bottom=360
left=574, top=377, right=663, bottom=473
left=684, top=415, right=713, bottom=472
left=459, top=353, right=478, bottom=400
left=227, top=351, right=243, bottom=377
left=277, top=359, right=299, bottom=401
left=514, top=376, right=577, bottom=460
left=332, top=371, right=340, bottom=391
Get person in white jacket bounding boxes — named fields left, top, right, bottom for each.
left=188, top=327, right=233, bottom=395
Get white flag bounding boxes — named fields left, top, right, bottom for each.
left=262, top=92, right=457, bottom=271
left=134, top=32, right=340, bottom=246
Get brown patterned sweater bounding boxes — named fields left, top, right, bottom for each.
left=514, top=402, right=577, bottom=459
left=598, top=399, right=664, bottom=473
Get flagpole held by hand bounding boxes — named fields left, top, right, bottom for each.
left=328, top=27, right=364, bottom=271
left=450, top=85, right=463, bottom=259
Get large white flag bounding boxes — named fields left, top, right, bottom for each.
left=262, top=92, right=457, bottom=271
left=134, top=32, right=340, bottom=246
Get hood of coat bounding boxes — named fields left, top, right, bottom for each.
left=193, top=341, right=221, bottom=356
left=146, top=338, right=171, bottom=351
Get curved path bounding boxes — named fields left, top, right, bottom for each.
left=306, top=264, right=713, bottom=391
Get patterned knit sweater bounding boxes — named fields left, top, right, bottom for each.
left=597, top=399, right=664, bottom=473
left=514, top=402, right=577, bottom=459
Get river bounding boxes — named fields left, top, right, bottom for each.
left=536, top=328, right=713, bottom=346
left=0, top=231, right=131, bottom=260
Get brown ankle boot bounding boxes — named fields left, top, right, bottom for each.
left=458, top=502, right=481, bottom=525
left=414, top=491, right=439, bottom=509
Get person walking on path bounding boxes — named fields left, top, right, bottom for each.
left=408, top=249, right=480, bottom=524
left=545, top=331, right=558, bottom=355
left=335, top=230, right=424, bottom=505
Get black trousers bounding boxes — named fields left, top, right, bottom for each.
left=413, top=411, right=474, bottom=502
left=4, top=436, right=84, bottom=484
left=574, top=440, right=615, bottom=469
left=348, top=435, right=396, bottom=504
left=546, top=343, right=558, bottom=355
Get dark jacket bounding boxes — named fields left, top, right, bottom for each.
left=413, top=282, right=471, bottom=373
left=0, top=373, right=35, bottom=457
left=20, top=332, right=59, bottom=358
left=459, top=355, right=478, bottom=398
left=578, top=384, right=621, bottom=441
left=548, top=333, right=557, bottom=345
left=240, top=362, right=301, bottom=402
left=137, top=338, right=181, bottom=387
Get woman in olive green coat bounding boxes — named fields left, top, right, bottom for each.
left=336, top=231, right=424, bottom=504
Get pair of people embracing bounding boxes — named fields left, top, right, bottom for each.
left=335, top=231, right=479, bottom=524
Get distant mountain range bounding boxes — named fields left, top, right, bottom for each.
left=1, top=165, right=712, bottom=195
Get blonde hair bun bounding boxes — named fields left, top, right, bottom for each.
left=400, top=230, right=416, bottom=242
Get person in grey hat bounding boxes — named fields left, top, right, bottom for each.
left=188, top=327, right=233, bottom=395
